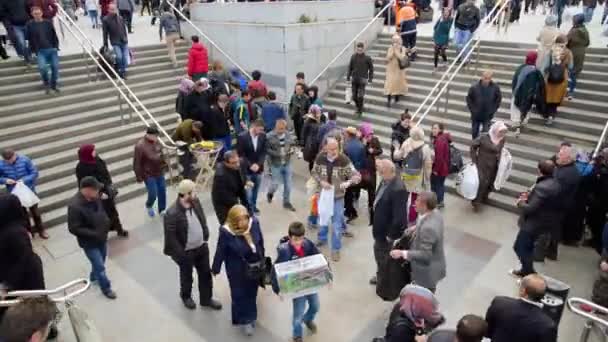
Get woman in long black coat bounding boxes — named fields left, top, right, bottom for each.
left=75, top=144, right=128, bottom=237
left=211, top=204, right=265, bottom=337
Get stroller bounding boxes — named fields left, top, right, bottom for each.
left=96, top=46, right=119, bottom=80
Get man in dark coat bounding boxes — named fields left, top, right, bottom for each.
left=485, top=274, right=557, bottom=342
left=237, top=120, right=267, bottom=214
left=288, top=83, right=311, bottom=145
left=211, top=150, right=250, bottom=224
left=466, top=71, right=502, bottom=139
left=163, top=180, right=222, bottom=310
left=370, top=159, right=408, bottom=286
left=586, top=148, right=608, bottom=253
left=67, top=176, right=117, bottom=299
left=511, top=160, right=561, bottom=277
left=184, top=78, right=213, bottom=123
left=347, top=42, right=374, bottom=116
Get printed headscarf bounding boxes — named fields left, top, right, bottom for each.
left=399, top=284, right=442, bottom=327
left=78, top=144, right=96, bottom=165
left=359, top=122, right=374, bottom=139
left=488, top=120, right=508, bottom=145
left=226, top=204, right=255, bottom=251
left=178, top=77, right=195, bottom=95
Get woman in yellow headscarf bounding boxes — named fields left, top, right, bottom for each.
left=211, top=204, right=266, bottom=337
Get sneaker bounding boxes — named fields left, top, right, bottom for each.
left=267, top=192, right=274, bottom=203
left=437, top=202, right=445, bottom=209
left=159, top=210, right=166, bottom=216
left=292, top=337, right=304, bottom=342
left=242, top=323, right=255, bottom=336
left=283, top=203, right=296, bottom=212
left=304, top=320, right=318, bottom=334
left=200, top=298, right=222, bottom=311
left=369, top=276, right=377, bottom=285
left=545, top=116, right=554, bottom=126
left=182, top=297, right=196, bottom=310
left=117, top=229, right=129, bottom=238
left=253, top=207, right=261, bottom=214
left=52, top=87, right=60, bottom=94
left=331, top=251, right=340, bottom=262
left=146, top=207, right=155, bottom=217
left=102, top=289, right=117, bottom=300
left=342, top=230, right=354, bottom=238
left=567, top=93, right=573, bottom=100
left=509, top=269, right=527, bottom=278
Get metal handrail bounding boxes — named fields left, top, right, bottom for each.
left=0, top=279, right=90, bottom=307
left=414, top=0, right=511, bottom=126
left=593, top=121, right=608, bottom=157
left=55, top=5, right=176, bottom=149
left=166, top=1, right=252, bottom=80
left=309, top=0, right=394, bottom=87
left=568, top=297, right=608, bottom=326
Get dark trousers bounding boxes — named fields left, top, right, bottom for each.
left=471, top=119, right=490, bottom=139
left=22, top=204, right=44, bottom=234
left=141, top=0, right=151, bottom=15
left=351, top=78, right=367, bottom=112
left=178, top=150, right=195, bottom=180
left=119, top=9, right=133, bottom=32
left=513, top=229, right=538, bottom=275
left=433, top=44, right=447, bottom=67
left=172, top=244, right=213, bottom=303
left=102, top=197, right=124, bottom=233
left=0, top=254, right=45, bottom=321
left=373, top=239, right=391, bottom=276
left=430, top=174, right=446, bottom=205
left=525, top=0, right=538, bottom=12
left=293, top=115, right=304, bottom=145
left=344, top=177, right=376, bottom=224
left=401, top=32, right=417, bottom=51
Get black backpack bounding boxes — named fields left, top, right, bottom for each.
left=403, top=146, right=424, bottom=177
left=547, top=63, right=565, bottom=84
left=449, top=143, right=464, bottom=174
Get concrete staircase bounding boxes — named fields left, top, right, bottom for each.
left=324, top=33, right=608, bottom=212
left=0, top=44, right=189, bottom=229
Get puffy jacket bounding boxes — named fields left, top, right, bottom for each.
left=67, top=193, right=110, bottom=249
left=187, top=43, right=209, bottom=76
left=455, top=2, right=480, bottom=31
left=0, top=154, right=38, bottom=192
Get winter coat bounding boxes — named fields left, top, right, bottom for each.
left=567, top=26, right=590, bottom=75
left=205, top=105, right=231, bottom=140
left=311, top=152, right=357, bottom=199
left=232, top=97, right=251, bottom=135
left=75, top=156, right=114, bottom=194
left=536, top=26, right=559, bottom=69
left=133, top=137, right=164, bottom=181
left=433, top=18, right=453, bottom=46
left=511, top=64, right=546, bottom=114
left=554, top=161, right=580, bottom=210
left=0, top=154, right=38, bottom=192
left=247, top=80, right=268, bottom=99
left=260, top=101, right=286, bottom=133
left=266, top=130, right=297, bottom=166
left=172, top=119, right=200, bottom=145
left=237, top=131, right=267, bottom=174
left=2, top=0, right=29, bottom=25
left=384, top=45, right=408, bottom=96
left=390, top=121, right=410, bottom=162
left=302, top=115, right=323, bottom=162
left=271, top=238, right=320, bottom=294
left=470, top=134, right=504, bottom=201
left=211, top=163, right=248, bottom=224
left=176, top=92, right=188, bottom=119
left=347, top=53, right=374, bottom=81
left=372, top=176, right=408, bottom=241
left=67, top=192, right=111, bottom=249
left=408, top=209, right=446, bottom=289
left=382, top=304, right=418, bottom=342
left=432, top=133, right=451, bottom=177
left=102, top=13, right=128, bottom=46
left=163, top=197, right=209, bottom=259
left=543, top=44, right=573, bottom=105
left=344, top=138, right=366, bottom=171
left=187, top=43, right=209, bottom=76
left=364, top=136, right=383, bottom=179
left=183, top=89, right=213, bottom=123
left=517, top=175, right=561, bottom=235
left=116, top=0, right=134, bottom=12
left=466, top=81, right=502, bottom=121
left=288, top=94, right=311, bottom=122
left=455, top=1, right=480, bottom=31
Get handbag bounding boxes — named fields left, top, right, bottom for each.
left=398, top=47, right=410, bottom=69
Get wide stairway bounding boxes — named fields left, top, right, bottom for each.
left=325, top=33, right=608, bottom=212
left=0, top=44, right=188, bottom=228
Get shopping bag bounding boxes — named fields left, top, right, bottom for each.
left=344, top=86, right=351, bottom=104
left=11, top=182, right=40, bottom=208
left=494, top=148, right=512, bottom=190
left=318, top=187, right=334, bottom=227
left=456, top=163, right=479, bottom=200
left=67, top=302, right=103, bottom=342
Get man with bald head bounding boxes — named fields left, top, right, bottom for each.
left=370, top=158, right=408, bottom=285
left=466, top=70, right=502, bottom=139
left=485, top=274, right=557, bottom=342
left=311, top=136, right=360, bottom=262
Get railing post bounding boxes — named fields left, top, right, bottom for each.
left=475, top=42, right=481, bottom=72
left=83, top=47, right=90, bottom=82
left=444, top=85, right=450, bottom=116
left=118, top=91, right=124, bottom=124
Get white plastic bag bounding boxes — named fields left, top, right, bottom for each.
left=318, top=187, right=334, bottom=227
left=456, top=163, right=479, bottom=200
left=11, top=182, right=40, bottom=208
left=494, top=148, right=513, bottom=190
left=344, top=86, right=351, bottom=104
left=562, top=6, right=582, bottom=23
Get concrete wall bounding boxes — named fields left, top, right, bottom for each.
left=184, top=1, right=383, bottom=101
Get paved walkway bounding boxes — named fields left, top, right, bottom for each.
left=34, top=159, right=599, bottom=342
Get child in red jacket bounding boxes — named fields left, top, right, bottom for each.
left=187, top=35, right=208, bottom=81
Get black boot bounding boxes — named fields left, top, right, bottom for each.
left=386, top=95, right=392, bottom=107
left=394, top=95, right=400, bottom=103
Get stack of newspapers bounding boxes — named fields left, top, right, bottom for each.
left=274, top=254, right=333, bottom=298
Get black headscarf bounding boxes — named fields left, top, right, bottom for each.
left=0, top=193, right=27, bottom=230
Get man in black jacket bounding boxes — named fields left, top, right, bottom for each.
left=26, top=5, right=59, bottom=94
left=466, top=71, right=502, bottom=139
left=1, top=0, right=31, bottom=62
left=454, top=0, right=480, bottom=63
left=370, top=159, right=408, bottom=285
left=485, top=274, right=557, bottom=342
left=511, top=160, right=561, bottom=277
left=102, top=3, right=129, bottom=79
left=67, top=176, right=116, bottom=299
left=184, top=78, right=213, bottom=125
left=237, top=119, right=266, bottom=214
left=163, top=180, right=222, bottom=310
left=211, top=150, right=250, bottom=224
left=347, top=42, right=374, bottom=116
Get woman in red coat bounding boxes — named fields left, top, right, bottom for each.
left=431, top=123, right=451, bottom=208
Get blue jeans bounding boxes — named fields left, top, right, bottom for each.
left=513, top=230, right=537, bottom=275
left=112, top=43, right=129, bottom=78
left=431, top=174, right=446, bottom=205
left=292, top=294, right=320, bottom=338
left=568, top=69, right=577, bottom=94
left=453, top=28, right=472, bottom=62
left=246, top=173, right=262, bottom=210
left=556, top=4, right=565, bottom=27
left=318, top=197, right=345, bottom=251
left=144, top=176, right=167, bottom=213
left=36, top=48, right=59, bottom=89
left=88, top=10, right=99, bottom=27
left=11, top=25, right=30, bottom=62
left=583, top=6, right=594, bottom=23
left=268, top=163, right=292, bottom=205
left=83, top=244, right=111, bottom=292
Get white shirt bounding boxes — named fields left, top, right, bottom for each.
left=251, top=134, right=259, bottom=151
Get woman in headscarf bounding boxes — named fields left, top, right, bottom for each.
left=510, top=51, right=545, bottom=135
left=542, top=34, right=573, bottom=126
left=75, top=144, right=128, bottom=237
left=566, top=13, right=590, bottom=99
left=176, top=77, right=195, bottom=120
left=384, top=34, right=409, bottom=108
left=360, top=122, right=383, bottom=225
left=394, top=126, right=433, bottom=223
left=0, top=194, right=58, bottom=339
left=470, top=121, right=507, bottom=210
left=372, top=285, right=444, bottom=342
left=536, top=15, right=559, bottom=70
left=212, top=204, right=265, bottom=337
